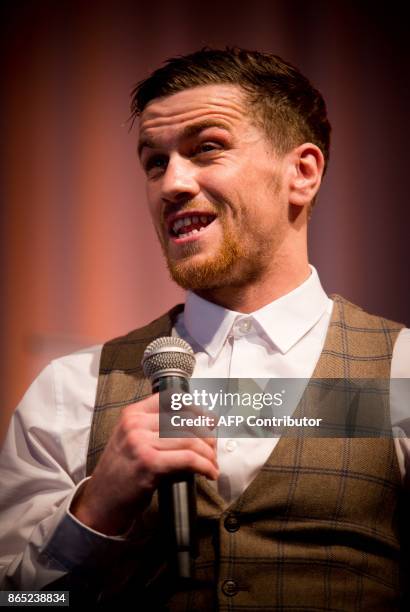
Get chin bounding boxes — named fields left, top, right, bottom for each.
left=167, top=256, right=262, bottom=292
left=167, top=262, right=221, bottom=291
left=162, top=231, right=250, bottom=291
left=166, top=254, right=232, bottom=291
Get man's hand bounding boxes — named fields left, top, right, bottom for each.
left=70, top=394, right=218, bottom=535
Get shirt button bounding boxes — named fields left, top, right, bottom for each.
left=238, top=318, right=252, bottom=333
left=224, top=513, right=240, bottom=532
left=222, top=579, right=238, bottom=596
left=225, top=439, right=237, bottom=452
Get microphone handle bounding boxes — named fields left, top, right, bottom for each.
left=158, top=473, right=198, bottom=581
left=153, top=375, right=198, bottom=581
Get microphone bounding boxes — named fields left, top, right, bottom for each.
left=142, top=336, right=197, bottom=582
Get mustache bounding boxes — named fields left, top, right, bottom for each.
left=163, top=200, right=222, bottom=221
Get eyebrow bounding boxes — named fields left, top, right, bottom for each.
left=137, top=119, right=232, bottom=158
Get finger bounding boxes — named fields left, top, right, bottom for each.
left=125, top=395, right=216, bottom=428
left=159, top=404, right=217, bottom=441
left=152, top=436, right=218, bottom=468
left=154, top=449, right=219, bottom=480
left=123, top=393, right=160, bottom=416
left=167, top=402, right=216, bottom=422
left=120, top=413, right=217, bottom=446
left=120, top=411, right=160, bottom=432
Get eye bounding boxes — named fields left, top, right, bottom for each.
left=195, top=142, right=221, bottom=155
left=144, top=155, right=168, bottom=175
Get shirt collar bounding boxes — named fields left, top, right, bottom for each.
left=183, top=265, right=330, bottom=359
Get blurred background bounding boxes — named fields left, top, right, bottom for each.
left=1, top=0, right=409, bottom=442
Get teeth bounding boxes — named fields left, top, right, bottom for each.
left=171, top=214, right=215, bottom=236
left=183, top=228, right=199, bottom=238
left=180, top=227, right=207, bottom=238
left=173, top=218, right=185, bottom=232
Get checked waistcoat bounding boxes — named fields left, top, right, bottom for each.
left=86, top=295, right=407, bottom=611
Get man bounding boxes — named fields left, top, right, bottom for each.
left=1, top=48, right=409, bottom=610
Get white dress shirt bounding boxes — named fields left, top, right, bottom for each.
left=1, top=266, right=409, bottom=590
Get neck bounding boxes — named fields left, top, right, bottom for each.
left=195, top=260, right=311, bottom=314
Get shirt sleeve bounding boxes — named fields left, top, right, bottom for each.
left=0, top=357, right=132, bottom=591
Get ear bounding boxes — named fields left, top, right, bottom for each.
left=287, top=143, right=325, bottom=207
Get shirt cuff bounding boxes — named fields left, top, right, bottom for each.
left=38, top=478, right=133, bottom=574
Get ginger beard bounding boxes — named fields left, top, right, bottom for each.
left=159, top=216, right=245, bottom=291
left=156, top=192, right=285, bottom=292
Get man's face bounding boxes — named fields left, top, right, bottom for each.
left=138, top=84, right=289, bottom=291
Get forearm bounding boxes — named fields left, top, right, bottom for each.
left=69, top=478, right=140, bottom=537
left=0, top=479, right=131, bottom=591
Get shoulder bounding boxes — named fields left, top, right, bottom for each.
left=103, top=304, right=185, bottom=347
left=8, top=345, right=103, bottom=450
left=18, top=344, right=103, bottom=410
left=39, top=344, right=104, bottom=418
left=327, top=295, right=406, bottom=377
left=49, top=344, right=103, bottom=388
left=330, top=294, right=405, bottom=333
left=99, top=305, right=184, bottom=371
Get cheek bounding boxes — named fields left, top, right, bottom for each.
left=200, top=161, right=245, bottom=189
left=200, top=168, right=248, bottom=210
left=145, top=185, right=161, bottom=219
left=145, top=182, right=156, bottom=203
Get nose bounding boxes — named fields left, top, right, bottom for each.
left=160, top=153, right=200, bottom=204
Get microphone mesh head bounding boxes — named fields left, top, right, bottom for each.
left=142, top=336, right=195, bottom=381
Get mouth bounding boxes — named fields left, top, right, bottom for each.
left=167, top=211, right=217, bottom=242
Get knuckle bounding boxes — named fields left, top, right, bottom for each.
left=122, top=428, right=150, bottom=457
left=122, top=431, right=140, bottom=456
left=121, top=403, right=140, bottom=420
left=142, top=394, right=159, bottom=411
left=118, top=410, right=139, bottom=434
left=119, top=412, right=151, bottom=438
left=123, top=394, right=157, bottom=416
left=137, top=445, right=156, bottom=469
left=183, top=437, right=197, bottom=451
left=182, top=449, right=197, bottom=466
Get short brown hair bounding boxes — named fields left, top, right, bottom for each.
left=130, top=47, right=331, bottom=171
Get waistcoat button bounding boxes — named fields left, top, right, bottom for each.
left=224, top=513, right=240, bottom=532
left=222, top=579, right=238, bottom=596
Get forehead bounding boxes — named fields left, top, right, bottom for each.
left=138, top=84, right=249, bottom=138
